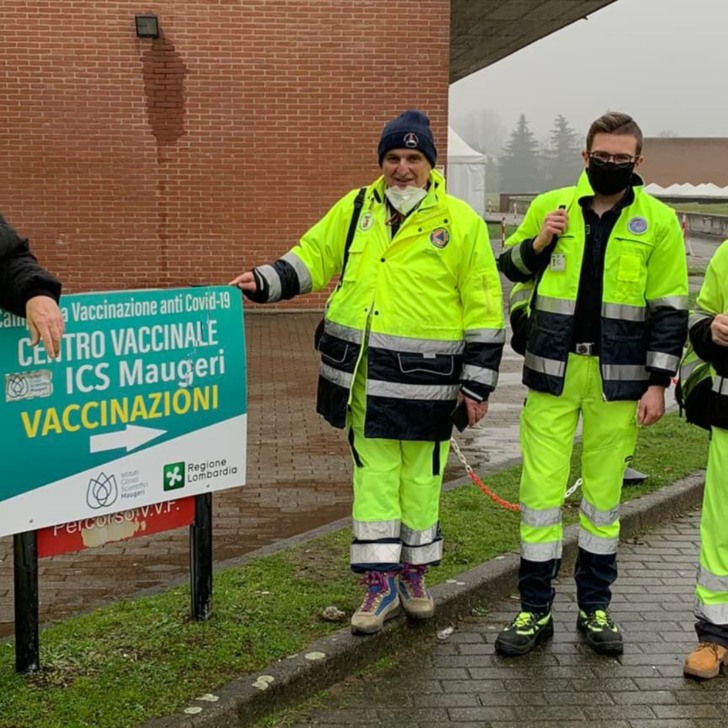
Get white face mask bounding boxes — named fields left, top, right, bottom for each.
left=385, top=184, right=427, bottom=215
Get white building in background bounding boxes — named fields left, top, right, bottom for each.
left=447, top=127, right=488, bottom=218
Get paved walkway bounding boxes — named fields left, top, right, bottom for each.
left=285, top=510, right=727, bottom=728
left=0, top=235, right=717, bottom=638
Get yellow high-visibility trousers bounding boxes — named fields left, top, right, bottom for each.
left=694, top=426, right=728, bottom=645
left=518, top=353, right=638, bottom=611
left=347, top=354, right=448, bottom=572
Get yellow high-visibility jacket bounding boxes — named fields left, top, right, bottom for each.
left=688, top=239, right=728, bottom=430
left=499, top=171, right=688, bottom=401
left=251, top=170, right=505, bottom=440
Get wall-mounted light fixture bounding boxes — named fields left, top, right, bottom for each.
left=135, top=15, right=159, bottom=39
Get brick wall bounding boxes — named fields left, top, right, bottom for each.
left=1, top=1, right=451, bottom=309
left=640, top=138, right=728, bottom=187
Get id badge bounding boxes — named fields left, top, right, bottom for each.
left=550, top=253, right=566, bottom=272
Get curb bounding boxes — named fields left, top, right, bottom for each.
left=143, top=471, right=705, bottom=728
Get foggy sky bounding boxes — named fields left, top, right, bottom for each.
left=450, top=0, right=727, bottom=142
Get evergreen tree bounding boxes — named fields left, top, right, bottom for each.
left=544, top=115, right=583, bottom=188
left=499, top=114, right=542, bottom=193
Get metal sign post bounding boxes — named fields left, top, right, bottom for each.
left=190, top=493, right=213, bottom=621
left=14, top=530, right=40, bottom=673
left=1, top=286, right=248, bottom=672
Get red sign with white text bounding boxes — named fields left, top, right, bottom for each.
left=37, top=497, right=195, bottom=558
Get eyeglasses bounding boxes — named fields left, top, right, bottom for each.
left=588, top=151, right=638, bottom=168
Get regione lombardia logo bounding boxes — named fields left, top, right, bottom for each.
left=164, top=462, right=186, bottom=492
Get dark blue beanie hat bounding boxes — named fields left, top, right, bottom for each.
left=378, top=110, right=437, bottom=168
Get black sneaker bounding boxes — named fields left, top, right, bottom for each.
left=495, top=611, right=554, bottom=656
left=577, top=609, right=623, bottom=655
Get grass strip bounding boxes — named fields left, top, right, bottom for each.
left=486, top=223, right=518, bottom=242
left=0, top=414, right=708, bottom=728
left=668, top=202, right=728, bottom=217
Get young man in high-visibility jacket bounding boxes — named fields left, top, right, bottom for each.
left=230, top=110, right=505, bottom=635
left=496, top=112, right=688, bottom=656
left=683, top=241, right=728, bottom=679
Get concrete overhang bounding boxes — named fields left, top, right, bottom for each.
left=451, top=0, right=619, bottom=82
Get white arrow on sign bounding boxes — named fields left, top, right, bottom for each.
left=89, top=425, right=167, bottom=454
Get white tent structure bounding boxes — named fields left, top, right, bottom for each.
left=447, top=127, right=488, bottom=217
left=644, top=182, right=728, bottom=198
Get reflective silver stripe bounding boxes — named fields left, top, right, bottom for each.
left=510, top=288, right=533, bottom=305
left=521, top=541, right=563, bottom=562
left=280, top=252, right=312, bottom=295
left=350, top=541, right=402, bottom=565
left=689, top=309, right=714, bottom=330
left=601, top=364, right=649, bottom=381
left=257, top=264, right=282, bottom=303
left=369, top=332, right=465, bottom=355
left=353, top=519, right=401, bottom=540
left=580, top=498, right=619, bottom=527
left=714, top=376, right=728, bottom=396
left=534, top=295, right=576, bottom=316
left=694, top=599, right=728, bottom=625
left=647, top=295, right=689, bottom=311
left=461, top=364, right=499, bottom=388
left=461, top=386, right=483, bottom=401
left=697, top=566, right=728, bottom=594
left=520, top=504, right=562, bottom=528
left=602, top=302, right=647, bottom=322
left=464, top=328, right=507, bottom=345
left=579, top=529, right=618, bottom=555
left=510, top=243, right=532, bottom=276
left=525, top=351, right=566, bottom=378
left=647, top=351, right=680, bottom=372
left=324, top=319, right=362, bottom=344
left=320, top=363, right=353, bottom=389
left=367, top=380, right=459, bottom=401
left=401, top=540, right=443, bottom=565
left=680, top=358, right=700, bottom=382
left=401, top=523, right=438, bottom=546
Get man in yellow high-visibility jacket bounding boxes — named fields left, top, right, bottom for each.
left=496, top=112, right=688, bottom=657
left=683, top=240, right=728, bottom=679
left=230, top=110, right=505, bottom=635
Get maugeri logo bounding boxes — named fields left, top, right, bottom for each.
left=5, top=375, right=29, bottom=401
left=86, top=472, right=119, bottom=510
left=164, top=462, right=186, bottom=492
left=404, top=132, right=419, bottom=148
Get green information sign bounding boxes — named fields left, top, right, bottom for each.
left=0, top=286, right=247, bottom=538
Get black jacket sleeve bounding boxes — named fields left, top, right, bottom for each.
left=0, top=215, right=61, bottom=317
left=497, top=238, right=552, bottom=283
left=690, top=317, right=728, bottom=375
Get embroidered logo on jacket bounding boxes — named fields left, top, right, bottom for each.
left=430, top=228, right=450, bottom=249
left=359, top=212, right=374, bottom=231
left=628, top=216, right=648, bottom=235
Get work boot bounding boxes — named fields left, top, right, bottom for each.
left=495, top=611, right=554, bottom=656
left=350, top=571, right=400, bottom=635
left=398, top=564, right=435, bottom=619
left=684, top=642, right=728, bottom=680
left=577, top=609, right=624, bottom=655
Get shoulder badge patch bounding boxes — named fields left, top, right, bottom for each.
left=359, top=212, right=374, bottom=232
left=628, top=216, right=648, bottom=235
left=430, top=228, right=450, bottom=249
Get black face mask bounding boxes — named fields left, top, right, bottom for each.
left=586, top=157, right=635, bottom=196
